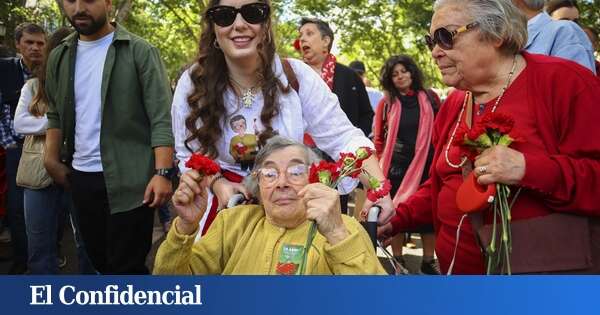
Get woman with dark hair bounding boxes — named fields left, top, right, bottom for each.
left=373, top=55, right=441, bottom=274
left=171, top=0, right=394, bottom=237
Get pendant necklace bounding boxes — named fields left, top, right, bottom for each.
left=230, top=77, right=258, bottom=108
left=445, top=55, right=518, bottom=169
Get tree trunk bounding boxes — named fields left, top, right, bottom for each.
left=115, top=0, right=133, bottom=23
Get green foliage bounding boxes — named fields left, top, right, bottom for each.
left=119, top=0, right=202, bottom=83
left=0, top=0, right=63, bottom=51
left=5, top=0, right=599, bottom=84
left=579, top=0, right=600, bottom=53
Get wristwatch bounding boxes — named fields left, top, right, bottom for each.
left=155, top=167, right=177, bottom=180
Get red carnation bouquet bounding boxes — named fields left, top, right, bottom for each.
left=299, top=146, right=390, bottom=274
left=185, top=153, right=221, bottom=176
left=454, top=112, right=522, bottom=275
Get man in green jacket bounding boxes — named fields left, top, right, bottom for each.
left=44, top=0, right=174, bottom=274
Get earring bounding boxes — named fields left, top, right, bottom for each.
left=265, top=32, right=271, bottom=44
left=214, top=39, right=220, bottom=49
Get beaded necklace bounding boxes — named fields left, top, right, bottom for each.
left=445, top=56, right=517, bottom=168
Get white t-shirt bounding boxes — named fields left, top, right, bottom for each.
left=72, top=32, right=114, bottom=172
left=171, top=56, right=374, bottom=176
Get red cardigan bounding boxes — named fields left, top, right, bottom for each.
left=390, top=52, right=600, bottom=274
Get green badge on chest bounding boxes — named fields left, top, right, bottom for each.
left=276, top=244, right=305, bottom=275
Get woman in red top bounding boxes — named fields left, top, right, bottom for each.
left=377, top=0, right=600, bottom=274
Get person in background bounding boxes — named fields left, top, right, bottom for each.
left=298, top=17, right=375, bottom=215
left=0, top=22, right=47, bottom=274
left=545, top=0, right=579, bottom=21
left=373, top=55, right=441, bottom=275
left=512, top=0, right=596, bottom=74
left=170, top=0, right=394, bottom=238
left=45, top=0, right=174, bottom=274
left=349, top=60, right=383, bottom=112
left=15, top=27, right=74, bottom=274
left=298, top=18, right=374, bottom=138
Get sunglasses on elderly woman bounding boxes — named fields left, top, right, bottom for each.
left=206, top=3, right=270, bottom=27
left=425, top=22, right=479, bottom=51
left=254, top=164, right=308, bottom=187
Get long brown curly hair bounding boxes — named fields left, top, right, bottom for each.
left=185, top=0, right=289, bottom=159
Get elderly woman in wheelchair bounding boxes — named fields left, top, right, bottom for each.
left=153, top=136, right=386, bottom=275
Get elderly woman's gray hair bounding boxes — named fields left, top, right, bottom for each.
left=244, top=136, right=320, bottom=197
left=434, top=0, right=528, bottom=55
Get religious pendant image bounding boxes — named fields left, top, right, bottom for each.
left=241, top=88, right=255, bottom=108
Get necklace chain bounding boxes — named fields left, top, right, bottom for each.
left=230, top=77, right=258, bottom=108
left=444, top=55, right=518, bottom=169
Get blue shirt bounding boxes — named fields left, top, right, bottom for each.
left=526, top=12, right=596, bottom=74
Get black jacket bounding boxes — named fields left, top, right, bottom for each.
left=0, top=57, right=26, bottom=118
left=332, top=63, right=374, bottom=136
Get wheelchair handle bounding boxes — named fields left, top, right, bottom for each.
left=364, top=206, right=381, bottom=249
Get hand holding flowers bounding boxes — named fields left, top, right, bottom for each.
left=298, top=146, right=390, bottom=274
left=172, top=154, right=221, bottom=235
left=454, top=112, right=524, bottom=274
left=474, top=146, right=525, bottom=186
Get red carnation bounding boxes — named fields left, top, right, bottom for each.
left=467, top=124, right=486, bottom=142
left=355, top=147, right=373, bottom=160
left=185, top=153, right=221, bottom=176
left=480, top=112, right=514, bottom=134
left=293, top=38, right=301, bottom=51
left=309, top=160, right=340, bottom=185
left=367, top=180, right=391, bottom=202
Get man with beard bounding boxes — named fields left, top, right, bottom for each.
left=44, top=0, right=174, bottom=274
left=0, top=23, right=46, bottom=274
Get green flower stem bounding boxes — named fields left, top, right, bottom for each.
left=486, top=199, right=499, bottom=275
left=299, top=221, right=317, bottom=275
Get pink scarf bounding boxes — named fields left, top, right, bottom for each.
left=377, top=91, right=434, bottom=206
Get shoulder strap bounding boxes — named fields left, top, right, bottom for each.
left=282, top=58, right=299, bottom=93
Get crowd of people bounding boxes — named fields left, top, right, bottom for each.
left=0, top=0, right=599, bottom=275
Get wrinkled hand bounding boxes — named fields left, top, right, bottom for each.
left=474, top=146, right=525, bottom=186
left=143, top=175, right=173, bottom=208
left=212, top=177, right=251, bottom=210
left=377, top=222, right=395, bottom=247
left=298, top=183, right=349, bottom=245
left=172, top=170, right=209, bottom=235
left=360, top=193, right=394, bottom=226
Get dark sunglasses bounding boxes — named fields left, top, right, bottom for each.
left=425, top=22, right=479, bottom=51
left=206, top=3, right=270, bottom=27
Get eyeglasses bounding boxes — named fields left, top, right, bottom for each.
left=206, top=3, right=270, bottom=27
left=425, top=22, right=479, bottom=51
left=254, top=164, right=308, bottom=187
